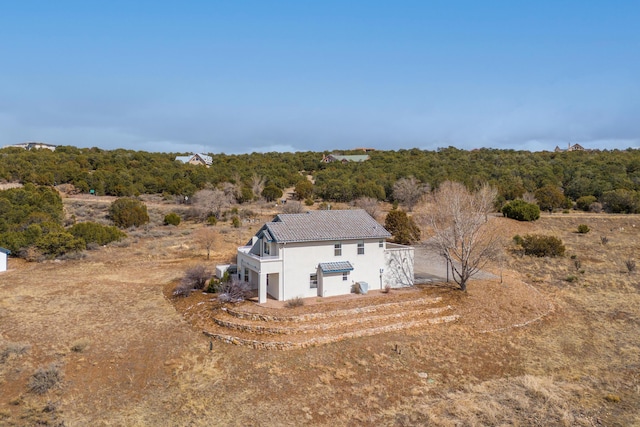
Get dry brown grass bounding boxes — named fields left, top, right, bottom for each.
left=0, top=198, right=639, bottom=426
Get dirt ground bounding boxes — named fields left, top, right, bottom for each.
left=1, top=196, right=639, bottom=426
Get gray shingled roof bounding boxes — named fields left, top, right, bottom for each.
left=319, top=261, right=354, bottom=273
left=263, top=209, right=391, bottom=243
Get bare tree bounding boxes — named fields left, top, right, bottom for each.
left=476, top=182, right=499, bottom=221
left=251, top=174, right=265, bottom=200
left=217, top=279, right=252, bottom=303
left=195, top=227, right=218, bottom=260
left=354, top=197, right=381, bottom=219
left=192, top=189, right=233, bottom=220
left=393, top=177, right=428, bottom=211
left=424, top=181, right=501, bottom=291
left=522, top=192, right=537, bottom=204
left=281, top=200, right=306, bottom=214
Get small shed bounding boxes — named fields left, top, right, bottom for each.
left=215, top=264, right=237, bottom=279
left=0, top=247, right=10, bottom=272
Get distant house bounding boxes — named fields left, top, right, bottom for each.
left=555, top=143, right=585, bottom=152
left=235, top=209, right=414, bottom=303
left=321, top=153, right=370, bottom=163
left=175, top=153, right=213, bottom=167
left=3, top=142, right=57, bottom=151
left=0, top=247, right=10, bottom=272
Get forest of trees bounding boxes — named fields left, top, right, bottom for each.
left=0, top=184, right=125, bottom=258
left=1, top=145, right=640, bottom=212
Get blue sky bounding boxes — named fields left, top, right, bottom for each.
left=1, top=1, right=639, bottom=154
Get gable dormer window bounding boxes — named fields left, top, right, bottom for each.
left=263, top=239, right=270, bottom=255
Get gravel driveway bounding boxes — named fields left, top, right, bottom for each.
left=413, top=243, right=497, bottom=284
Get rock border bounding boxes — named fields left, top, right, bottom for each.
left=203, top=314, right=460, bottom=350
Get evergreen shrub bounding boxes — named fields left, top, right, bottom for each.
left=164, top=212, right=181, bottom=226
left=501, top=199, right=540, bottom=221
left=521, top=234, right=565, bottom=257
left=108, top=198, right=149, bottom=228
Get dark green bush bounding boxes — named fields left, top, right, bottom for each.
left=600, top=189, right=640, bottom=213
left=231, top=216, right=241, bottom=228
left=206, top=215, right=217, bottom=226
left=108, top=198, right=149, bottom=228
left=577, top=224, right=590, bottom=234
left=384, top=209, right=420, bottom=245
left=501, top=199, right=540, bottom=221
left=163, top=212, right=181, bottom=226
left=205, top=278, right=220, bottom=293
left=35, top=231, right=85, bottom=257
left=534, top=185, right=566, bottom=212
left=576, top=195, right=597, bottom=211
left=521, top=234, right=566, bottom=257
left=261, top=185, right=283, bottom=202
left=221, top=270, right=231, bottom=283
left=294, top=180, right=314, bottom=200
left=69, top=222, right=126, bottom=246
left=238, top=186, right=254, bottom=204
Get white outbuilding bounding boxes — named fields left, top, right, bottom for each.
left=0, top=247, right=10, bottom=272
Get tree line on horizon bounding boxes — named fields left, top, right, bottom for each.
left=1, top=145, right=640, bottom=213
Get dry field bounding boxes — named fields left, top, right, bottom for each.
left=0, top=196, right=639, bottom=426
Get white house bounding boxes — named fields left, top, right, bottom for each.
left=3, top=142, right=57, bottom=151
left=0, top=247, right=10, bottom=272
left=321, top=153, right=370, bottom=163
left=175, top=153, right=213, bottom=167
left=236, top=210, right=414, bottom=303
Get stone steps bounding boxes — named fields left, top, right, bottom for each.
left=211, top=305, right=454, bottom=335
left=203, top=314, right=460, bottom=350
left=202, top=295, right=459, bottom=350
left=221, top=296, right=443, bottom=322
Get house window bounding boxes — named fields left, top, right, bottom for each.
left=334, top=243, right=342, bottom=256
left=379, top=239, right=384, bottom=248
left=310, top=274, right=318, bottom=289
left=343, top=272, right=348, bottom=281
left=357, top=241, right=365, bottom=255
left=263, top=240, right=270, bottom=255
left=244, top=268, right=249, bottom=283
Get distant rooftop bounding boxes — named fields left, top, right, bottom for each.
left=554, top=143, right=586, bottom=152
left=321, top=153, right=370, bottom=163
left=3, top=142, right=57, bottom=151
left=175, top=153, right=213, bottom=166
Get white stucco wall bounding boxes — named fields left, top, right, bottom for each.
left=384, top=244, right=415, bottom=287
left=319, top=272, right=353, bottom=297
left=236, top=238, right=411, bottom=302
left=0, top=251, right=7, bottom=272
left=280, top=238, right=387, bottom=300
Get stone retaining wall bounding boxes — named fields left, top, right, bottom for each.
left=203, top=314, right=460, bottom=350
left=212, top=306, right=453, bottom=335
left=223, top=297, right=443, bottom=322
